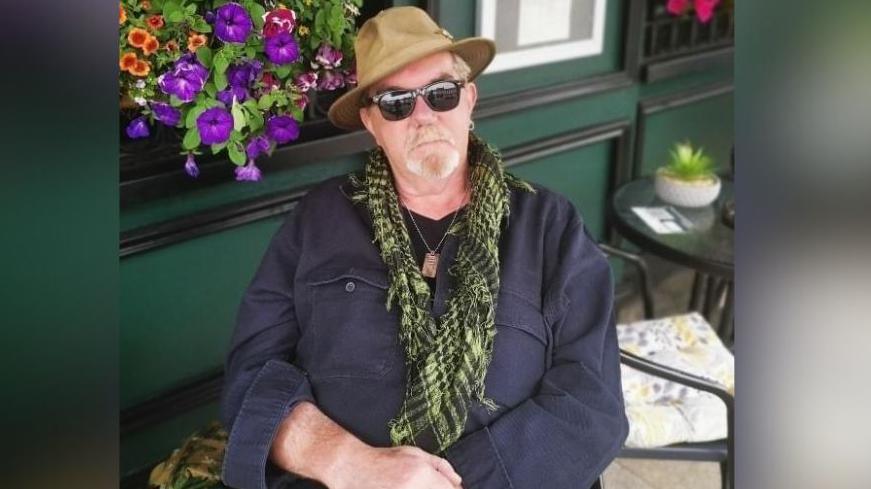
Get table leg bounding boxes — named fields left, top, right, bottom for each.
left=702, top=275, right=719, bottom=319
left=689, top=272, right=705, bottom=312
left=719, top=281, right=734, bottom=345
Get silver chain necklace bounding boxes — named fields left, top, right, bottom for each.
left=403, top=198, right=465, bottom=279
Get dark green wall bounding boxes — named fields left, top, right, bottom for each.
left=120, top=0, right=732, bottom=478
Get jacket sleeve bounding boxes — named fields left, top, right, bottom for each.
left=444, top=216, right=629, bottom=489
left=220, top=206, right=316, bottom=489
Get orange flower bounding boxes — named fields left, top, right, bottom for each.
left=146, top=15, right=164, bottom=30
left=165, top=40, right=179, bottom=53
left=119, top=52, right=138, bottom=72
left=140, top=0, right=151, bottom=10
left=130, top=59, right=151, bottom=77
left=187, top=33, right=207, bottom=53
left=119, top=4, right=126, bottom=24
left=142, top=36, right=160, bottom=55
left=127, top=28, right=149, bottom=48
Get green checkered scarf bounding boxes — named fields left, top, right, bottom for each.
left=349, top=132, right=534, bottom=452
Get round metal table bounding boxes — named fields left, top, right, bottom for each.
left=609, top=177, right=734, bottom=339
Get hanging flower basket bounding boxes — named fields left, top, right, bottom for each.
left=119, top=0, right=362, bottom=182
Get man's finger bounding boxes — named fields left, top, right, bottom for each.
left=430, top=456, right=462, bottom=486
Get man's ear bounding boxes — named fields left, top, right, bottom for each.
left=359, top=107, right=378, bottom=144
left=464, top=81, right=478, bottom=109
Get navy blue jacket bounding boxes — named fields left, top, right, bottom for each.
left=220, top=174, right=628, bottom=489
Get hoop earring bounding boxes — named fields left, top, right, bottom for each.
left=469, top=120, right=475, bottom=131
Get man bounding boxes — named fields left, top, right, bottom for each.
left=220, top=6, right=628, bottom=489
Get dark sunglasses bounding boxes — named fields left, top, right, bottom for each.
left=364, top=79, right=466, bottom=121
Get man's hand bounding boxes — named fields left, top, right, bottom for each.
left=327, top=445, right=462, bottom=489
left=270, top=401, right=462, bottom=489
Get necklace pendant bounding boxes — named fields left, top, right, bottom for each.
left=421, top=252, right=439, bottom=278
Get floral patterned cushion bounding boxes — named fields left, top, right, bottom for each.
left=618, top=312, right=733, bottom=448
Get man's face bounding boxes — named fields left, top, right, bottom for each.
left=359, top=52, right=478, bottom=181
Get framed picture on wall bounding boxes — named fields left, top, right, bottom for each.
left=476, top=0, right=607, bottom=73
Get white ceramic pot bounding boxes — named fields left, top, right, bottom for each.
left=654, top=172, right=721, bottom=208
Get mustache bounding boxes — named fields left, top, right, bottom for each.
left=407, top=126, right=455, bottom=149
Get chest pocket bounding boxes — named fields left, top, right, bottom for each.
left=307, top=267, right=402, bottom=380
left=484, top=289, right=549, bottom=408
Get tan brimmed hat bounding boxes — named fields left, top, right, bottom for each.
left=327, top=6, right=496, bottom=130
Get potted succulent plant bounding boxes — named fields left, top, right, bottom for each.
left=654, top=141, right=721, bottom=207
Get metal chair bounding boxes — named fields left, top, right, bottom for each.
left=599, top=244, right=734, bottom=489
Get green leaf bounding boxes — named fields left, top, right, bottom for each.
left=228, top=142, right=246, bottom=165
left=250, top=3, right=266, bottom=28
left=185, top=106, right=206, bottom=129
left=196, top=46, right=213, bottom=68
left=214, top=52, right=229, bottom=74
left=329, top=4, right=344, bottom=30
left=231, top=101, right=247, bottom=132
left=242, top=99, right=259, bottom=114
left=184, top=3, right=196, bottom=14
left=204, top=82, right=217, bottom=98
left=243, top=101, right=264, bottom=131
left=257, top=93, right=274, bottom=110
left=290, top=106, right=303, bottom=122
left=162, top=1, right=180, bottom=19
left=315, top=9, right=326, bottom=33
left=210, top=142, right=228, bottom=154
left=245, top=46, right=256, bottom=59
left=182, top=128, right=201, bottom=150
left=169, top=95, right=184, bottom=107
left=214, top=71, right=228, bottom=91
left=192, top=19, right=213, bottom=33
left=274, top=65, right=291, bottom=79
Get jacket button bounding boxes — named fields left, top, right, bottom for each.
left=345, top=281, right=356, bottom=292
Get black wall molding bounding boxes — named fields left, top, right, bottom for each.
left=121, top=119, right=633, bottom=259
left=120, top=188, right=309, bottom=258
left=120, top=120, right=633, bottom=436
left=644, top=46, right=733, bottom=83
left=632, top=81, right=734, bottom=178
left=121, top=368, right=224, bottom=437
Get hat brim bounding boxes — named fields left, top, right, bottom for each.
left=327, top=37, right=496, bottom=131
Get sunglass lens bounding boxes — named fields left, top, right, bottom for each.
left=378, top=91, right=415, bottom=121
left=425, top=81, right=461, bottom=111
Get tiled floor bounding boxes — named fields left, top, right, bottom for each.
left=605, top=252, right=729, bottom=489
left=604, top=459, right=721, bottom=489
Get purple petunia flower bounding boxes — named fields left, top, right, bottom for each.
left=214, top=3, right=253, bottom=43
left=217, top=86, right=249, bottom=105
left=126, top=116, right=150, bottom=139
left=174, top=53, right=209, bottom=80
left=264, top=31, right=300, bottom=65
left=245, top=134, right=272, bottom=159
left=294, top=71, right=318, bottom=92
left=150, top=101, right=181, bottom=127
left=196, top=107, right=233, bottom=145
left=314, top=43, right=343, bottom=69
left=317, top=70, right=345, bottom=91
left=235, top=159, right=262, bottom=182
left=227, top=59, right=263, bottom=88
left=158, top=54, right=209, bottom=102
left=204, top=10, right=215, bottom=24
left=266, top=115, right=300, bottom=144
left=184, top=153, right=199, bottom=178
